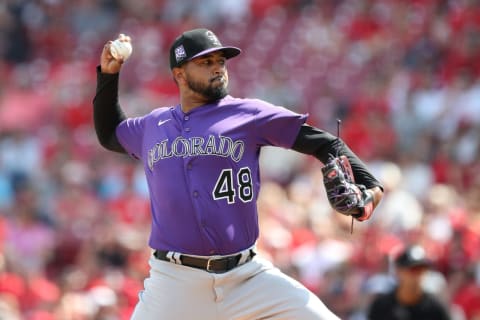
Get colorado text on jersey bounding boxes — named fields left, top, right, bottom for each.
left=147, top=134, right=245, bottom=170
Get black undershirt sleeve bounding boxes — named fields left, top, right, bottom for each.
left=291, top=124, right=383, bottom=190
left=92, top=66, right=127, bottom=153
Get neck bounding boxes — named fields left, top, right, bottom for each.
left=396, top=285, right=423, bottom=305
left=178, top=90, right=207, bottom=113
left=180, top=100, right=205, bottom=113
left=180, top=91, right=224, bottom=113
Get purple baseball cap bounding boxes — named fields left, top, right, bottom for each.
left=169, top=28, right=241, bottom=69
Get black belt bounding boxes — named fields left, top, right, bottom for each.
left=153, top=249, right=256, bottom=273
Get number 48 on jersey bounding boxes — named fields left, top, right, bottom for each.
left=212, top=167, right=253, bottom=204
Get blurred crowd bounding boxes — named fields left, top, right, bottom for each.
left=0, top=0, right=479, bottom=319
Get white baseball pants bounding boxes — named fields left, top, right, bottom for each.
left=130, top=254, right=340, bottom=320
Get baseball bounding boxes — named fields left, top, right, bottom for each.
left=110, top=38, right=132, bottom=61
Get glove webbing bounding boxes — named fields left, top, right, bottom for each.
left=324, top=155, right=374, bottom=233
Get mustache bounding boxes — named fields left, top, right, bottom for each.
left=210, top=75, right=225, bottom=83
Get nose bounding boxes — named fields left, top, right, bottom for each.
left=213, top=61, right=226, bottom=74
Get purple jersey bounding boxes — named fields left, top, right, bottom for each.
left=116, top=95, right=307, bottom=255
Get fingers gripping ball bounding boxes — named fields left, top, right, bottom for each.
left=110, top=36, right=132, bottom=61
left=322, top=155, right=374, bottom=221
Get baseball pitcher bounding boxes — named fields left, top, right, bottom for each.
left=93, top=29, right=384, bottom=320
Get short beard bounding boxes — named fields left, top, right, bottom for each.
left=186, top=77, right=228, bottom=102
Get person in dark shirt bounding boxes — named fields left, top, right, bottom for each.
left=367, top=244, right=451, bottom=320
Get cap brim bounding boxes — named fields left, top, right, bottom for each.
left=190, top=46, right=241, bottom=61
left=397, top=260, right=432, bottom=268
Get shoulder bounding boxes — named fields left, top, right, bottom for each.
left=368, top=291, right=398, bottom=317
left=373, top=290, right=396, bottom=300
left=120, top=106, right=173, bottom=129
left=133, top=106, right=174, bottom=123
left=367, top=291, right=397, bottom=319
left=370, top=291, right=397, bottom=307
left=221, top=96, right=276, bottom=112
left=422, top=293, right=448, bottom=308
left=148, top=106, right=174, bottom=117
left=420, top=293, right=451, bottom=318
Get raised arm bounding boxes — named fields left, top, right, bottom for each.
left=92, top=35, right=131, bottom=153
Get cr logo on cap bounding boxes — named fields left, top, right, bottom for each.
left=175, top=45, right=187, bottom=62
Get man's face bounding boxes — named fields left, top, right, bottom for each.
left=397, top=265, right=428, bottom=288
left=182, top=51, right=229, bottom=101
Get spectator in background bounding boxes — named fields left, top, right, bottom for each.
left=367, top=244, right=451, bottom=320
left=452, top=263, right=480, bottom=320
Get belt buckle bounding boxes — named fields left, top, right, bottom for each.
left=206, top=256, right=220, bottom=272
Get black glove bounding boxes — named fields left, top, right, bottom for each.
left=322, top=155, right=374, bottom=221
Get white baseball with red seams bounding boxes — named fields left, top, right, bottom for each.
left=110, top=38, right=132, bottom=60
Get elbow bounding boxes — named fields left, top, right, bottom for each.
left=96, top=132, right=125, bottom=153
left=97, top=136, right=114, bottom=151
left=95, top=127, right=112, bottom=149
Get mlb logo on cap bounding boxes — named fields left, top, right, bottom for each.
left=175, top=45, right=187, bottom=63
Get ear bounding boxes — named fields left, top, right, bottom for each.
left=172, top=68, right=185, bottom=84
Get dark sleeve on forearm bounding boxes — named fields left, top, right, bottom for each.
left=93, top=66, right=127, bottom=153
left=291, top=124, right=384, bottom=190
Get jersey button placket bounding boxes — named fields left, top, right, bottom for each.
left=183, top=115, right=190, bottom=133
left=182, top=118, right=194, bottom=192
left=182, top=115, right=204, bottom=234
